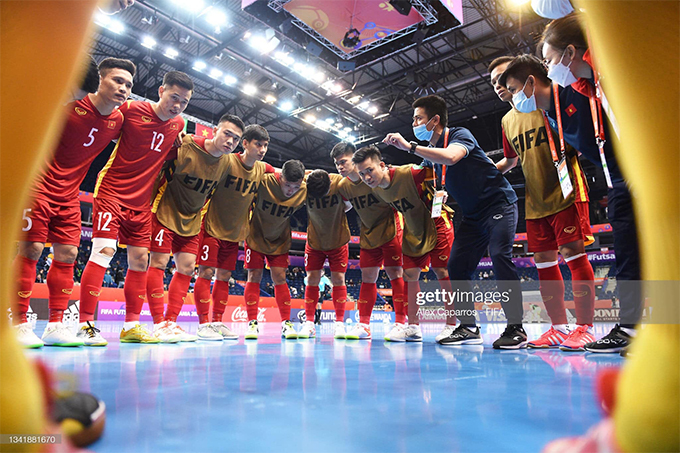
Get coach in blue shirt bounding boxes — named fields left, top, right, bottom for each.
left=383, top=94, right=526, bottom=349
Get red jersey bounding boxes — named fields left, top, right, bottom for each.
left=32, top=95, right=123, bottom=205
left=94, top=100, right=185, bottom=211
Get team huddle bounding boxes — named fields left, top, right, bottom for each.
left=12, top=15, right=637, bottom=355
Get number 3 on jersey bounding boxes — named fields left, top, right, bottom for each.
left=151, top=131, right=165, bottom=153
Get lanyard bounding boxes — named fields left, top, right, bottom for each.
left=439, top=128, right=450, bottom=188
left=545, top=84, right=567, bottom=166
left=588, top=76, right=613, bottom=188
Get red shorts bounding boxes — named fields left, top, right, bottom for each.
left=359, top=230, right=404, bottom=269
left=92, top=197, right=152, bottom=247
left=244, top=243, right=289, bottom=269
left=304, top=243, right=349, bottom=273
left=527, top=202, right=588, bottom=253
left=575, top=201, right=594, bottom=246
left=403, top=217, right=454, bottom=270
left=22, top=198, right=81, bottom=246
left=150, top=214, right=200, bottom=255
left=197, top=228, right=239, bottom=271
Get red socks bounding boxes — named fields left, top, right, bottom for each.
left=14, top=255, right=37, bottom=324
left=390, top=278, right=406, bottom=324
left=358, top=283, right=377, bottom=324
left=165, top=272, right=192, bottom=322
left=333, top=285, right=347, bottom=322
left=537, top=263, right=568, bottom=325
left=193, top=276, right=212, bottom=324
left=274, top=284, right=291, bottom=321
left=244, top=282, right=260, bottom=321
left=304, top=285, right=319, bottom=322
left=212, top=280, right=229, bottom=323
left=46, top=260, right=74, bottom=323
left=123, top=269, right=147, bottom=323
left=79, top=261, right=107, bottom=323
left=146, top=266, right=166, bottom=324
left=566, top=254, right=595, bottom=325
left=404, top=280, right=420, bottom=324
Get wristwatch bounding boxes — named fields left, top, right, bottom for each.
left=409, top=141, right=418, bottom=154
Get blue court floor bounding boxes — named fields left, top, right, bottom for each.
left=26, top=321, right=623, bottom=453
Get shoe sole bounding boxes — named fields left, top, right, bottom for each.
left=222, top=336, right=239, bottom=340
left=494, top=341, right=528, bottom=350
left=120, top=339, right=161, bottom=343
left=345, top=336, right=371, bottom=340
left=528, top=344, right=557, bottom=349
left=437, top=339, right=483, bottom=346
left=84, top=342, right=108, bottom=347
left=559, top=346, right=585, bottom=351
left=198, top=336, right=223, bottom=341
left=334, top=335, right=345, bottom=339
left=405, top=338, right=422, bottom=342
left=244, top=335, right=258, bottom=340
left=584, top=347, right=623, bottom=353
left=22, top=343, right=44, bottom=349
left=44, top=342, right=84, bottom=347
left=384, top=337, right=405, bottom=342
left=282, top=335, right=298, bottom=339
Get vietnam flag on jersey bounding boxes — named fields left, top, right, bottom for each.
left=195, top=123, right=214, bottom=139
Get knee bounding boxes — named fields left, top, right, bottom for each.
left=20, top=242, right=44, bottom=261
left=89, top=238, right=118, bottom=268
left=330, top=273, right=345, bottom=287
left=199, top=266, right=215, bottom=280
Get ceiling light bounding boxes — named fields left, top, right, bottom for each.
left=265, top=94, right=277, bottom=104
left=294, top=62, right=306, bottom=73
left=210, top=69, right=223, bottom=79
left=224, top=75, right=237, bottom=85
left=242, top=84, right=257, bottom=95
left=359, top=101, right=370, bottom=109
left=141, top=36, right=157, bottom=49
left=348, top=95, right=361, bottom=104
left=338, top=130, right=349, bottom=138
left=280, top=101, right=293, bottom=112
left=108, top=20, right=125, bottom=34
left=173, top=0, right=203, bottom=11
left=368, top=105, right=378, bottom=114
left=305, top=114, right=316, bottom=123
left=325, top=117, right=334, bottom=124
left=193, top=61, right=207, bottom=71
left=165, top=47, right=179, bottom=59
left=347, top=135, right=357, bottom=143
left=205, top=9, right=227, bottom=26
left=94, top=12, right=111, bottom=27
left=331, top=83, right=343, bottom=93
left=313, top=71, right=326, bottom=83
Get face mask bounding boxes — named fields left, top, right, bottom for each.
left=547, top=49, right=578, bottom=87
left=530, top=0, right=574, bottom=20
left=512, top=78, right=538, bottom=113
left=413, top=116, right=435, bottom=141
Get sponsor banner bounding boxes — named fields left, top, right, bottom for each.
left=97, top=301, right=198, bottom=322
left=81, top=226, right=93, bottom=241
left=477, top=250, right=617, bottom=268
left=222, top=305, right=282, bottom=323
left=347, top=310, right=395, bottom=324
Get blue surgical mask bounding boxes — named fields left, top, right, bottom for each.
left=512, top=78, right=538, bottom=114
left=413, top=117, right=435, bottom=141
left=547, top=48, right=578, bottom=87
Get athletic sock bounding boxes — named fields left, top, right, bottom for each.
left=211, top=280, right=230, bottom=323
left=536, top=261, right=568, bottom=325
left=274, top=284, right=292, bottom=321
left=123, top=269, right=146, bottom=323
left=79, top=261, right=107, bottom=323
left=304, top=285, right=319, bottom=322
left=146, top=267, right=166, bottom=324
left=244, top=282, right=260, bottom=321
left=164, top=272, right=192, bottom=323
left=566, top=254, right=596, bottom=325
left=390, top=278, right=406, bottom=324
left=47, top=260, right=74, bottom=323
left=193, top=277, right=212, bottom=325
left=358, top=283, right=377, bottom=324
left=14, top=255, right=37, bottom=324
left=332, top=285, right=348, bottom=323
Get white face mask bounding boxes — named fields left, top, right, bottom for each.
left=512, top=78, right=538, bottom=114
left=547, top=48, right=578, bottom=87
left=530, top=0, right=574, bottom=20
left=413, top=116, right=435, bottom=141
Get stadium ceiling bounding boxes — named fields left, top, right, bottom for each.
left=90, top=0, right=548, bottom=169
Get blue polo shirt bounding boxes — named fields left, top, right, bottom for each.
left=429, top=127, right=517, bottom=219
left=547, top=86, right=624, bottom=185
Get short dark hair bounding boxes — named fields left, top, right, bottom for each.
left=306, top=169, right=331, bottom=199
left=242, top=124, right=269, bottom=142
left=281, top=159, right=305, bottom=183
left=330, top=141, right=356, bottom=160
left=498, top=55, right=551, bottom=89
left=412, top=95, right=448, bottom=127
left=81, top=56, right=100, bottom=94
left=162, top=70, right=194, bottom=92
left=488, top=56, right=515, bottom=73
left=98, top=57, right=136, bottom=79
left=352, top=145, right=382, bottom=165
left=218, top=114, right=245, bottom=134
left=541, top=13, right=588, bottom=53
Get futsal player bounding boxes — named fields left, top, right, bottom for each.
left=193, top=124, right=275, bottom=339
left=333, top=143, right=406, bottom=341
left=79, top=70, right=194, bottom=344
left=489, top=57, right=596, bottom=350
left=14, top=57, right=135, bottom=348
left=383, top=94, right=526, bottom=348
left=146, top=114, right=244, bottom=342
left=352, top=145, right=454, bottom=342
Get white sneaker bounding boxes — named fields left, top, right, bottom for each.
left=334, top=322, right=346, bottom=339
left=245, top=320, right=259, bottom=340
left=153, top=321, right=182, bottom=343
left=197, top=323, right=223, bottom=341
left=15, top=323, right=43, bottom=348
left=345, top=323, right=371, bottom=340
left=404, top=324, right=423, bottom=342
left=76, top=322, right=108, bottom=346
left=212, top=322, right=238, bottom=340
left=435, top=324, right=457, bottom=343
left=384, top=323, right=406, bottom=342
left=298, top=321, right=316, bottom=339
left=41, top=322, right=84, bottom=347
left=281, top=320, right=298, bottom=339
left=169, top=321, right=198, bottom=342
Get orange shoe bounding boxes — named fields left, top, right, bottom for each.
left=560, top=325, right=596, bottom=351
left=528, top=327, right=569, bottom=349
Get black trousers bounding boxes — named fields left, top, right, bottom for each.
left=447, top=202, right=524, bottom=325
